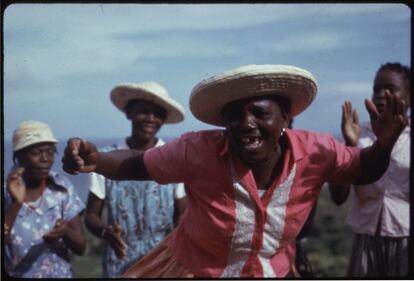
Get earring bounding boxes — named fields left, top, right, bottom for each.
left=280, top=128, right=286, bottom=136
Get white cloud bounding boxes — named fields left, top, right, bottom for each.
left=264, top=29, right=376, bottom=53
left=3, top=3, right=409, bottom=140
left=322, top=81, right=372, bottom=97
left=5, top=3, right=409, bottom=35
left=5, top=3, right=407, bottom=75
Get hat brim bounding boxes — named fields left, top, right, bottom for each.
left=14, top=139, right=58, bottom=152
left=189, top=64, right=317, bottom=127
left=111, top=85, right=185, bottom=124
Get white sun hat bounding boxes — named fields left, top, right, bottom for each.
left=190, top=64, right=317, bottom=127
left=13, top=120, right=58, bottom=152
left=110, top=82, right=185, bottom=124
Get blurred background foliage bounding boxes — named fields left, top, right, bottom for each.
left=71, top=186, right=353, bottom=278
left=303, top=186, right=353, bottom=278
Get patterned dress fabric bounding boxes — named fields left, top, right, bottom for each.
left=4, top=171, right=85, bottom=278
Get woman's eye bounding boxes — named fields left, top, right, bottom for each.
left=254, top=109, right=269, bottom=118
left=224, top=111, right=242, bottom=122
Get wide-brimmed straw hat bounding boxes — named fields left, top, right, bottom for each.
left=190, top=64, right=317, bottom=127
left=110, top=82, right=185, bottom=124
left=13, top=120, right=58, bottom=152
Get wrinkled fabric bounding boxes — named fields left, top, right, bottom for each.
left=346, top=121, right=410, bottom=237
left=143, top=129, right=360, bottom=277
left=4, top=171, right=85, bottom=278
left=347, top=233, right=408, bottom=277
left=88, top=138, right=185, bottom=277
left=122, top=233, right=194, bottom=278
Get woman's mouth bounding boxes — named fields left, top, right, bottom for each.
left=239, top=135, right=263, bottom=151
left=141, top=124, right=157, bottom=134
left=36, top=168, right=50, bottom=173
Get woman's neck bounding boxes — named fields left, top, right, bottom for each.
left=250, top=143, right=284, bottom=190
left=127, top=136, right=158, bottom=150
left=23, top=176, right=44, bottom=190
left=23, top=176, right=47, bottom=203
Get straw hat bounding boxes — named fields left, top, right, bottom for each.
left=110, top=82, right=185, bottom=124
left=190, top=64, right=317, bottom=127
left=13, top=120, right=58, bottom=152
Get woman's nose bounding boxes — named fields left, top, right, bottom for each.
left=240, top=112, right=256, bottom=129
left=375, top=88, right=389, bottom=98
left=39, top=152, right=49, bottom=162
left=145, top=112, right=156, bottom=121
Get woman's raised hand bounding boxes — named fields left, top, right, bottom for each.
left=365, top=91, right=408, bottom=149
left=7, top=168, right=26, bottom=205
left=341, top=101, right=360, bottom=146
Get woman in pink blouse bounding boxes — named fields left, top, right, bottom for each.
left=61, top=64, right=408, bottom=278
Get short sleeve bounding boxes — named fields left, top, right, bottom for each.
left=326, top=136, right=361, bottom=184
left=144, top=133, right=190, bottom=184
left=88, top=172, right=106, bottom=199
left=174, top=183, right=186, bottom=199
left=60, top=177, right=85, bottom=222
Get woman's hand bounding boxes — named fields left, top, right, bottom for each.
left=62, top=138, right=99, bottom=174
left=7, top=168, right=26, bottom=205
left=102, top=224, right=128, bottom=259
left=341, top=101, right=360, bottom=146
left=365, top=91, right=408, bottom=150
left=43, top=218, right=67, bottom=242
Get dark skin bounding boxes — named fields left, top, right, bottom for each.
left=84, top=100, right=187, bottom=260
left=329, top=69, right=410, bottom=205
left=222, top=96, right=289, bottom=189
left=5, top=143, right=86, bottom=255
left=62, top=91, right=407, bottom=190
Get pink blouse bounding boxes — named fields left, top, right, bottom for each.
left=144, top=129, right=360, bottom=277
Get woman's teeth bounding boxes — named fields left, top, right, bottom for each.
left=241, top=136, right=261, bottom=149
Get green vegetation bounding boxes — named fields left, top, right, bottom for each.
left=71, top=229, right=104, bottom=278
left=72, top=186, right=353, bottom=278
left=303, top=186, right=353, bottom=278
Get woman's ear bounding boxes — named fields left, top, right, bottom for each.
left=282, top=112, right=291, bottom=129
left=125, top=105, right=135, bottom=120
left=125, top=111, right=133, bottom=120
left=124, top=101, right=135, bottom=120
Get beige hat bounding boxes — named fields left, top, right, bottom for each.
left=13, top=120, right=58, bottom=152
left=110, top=82, right=185, bottom=124
left=190, top=64, right=318, bottom=127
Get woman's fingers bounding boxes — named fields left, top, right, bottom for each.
left=364, top=98, right=379, bottom=121
left=352, top=109, right=359, bottom=124
left=62, top=138, right=85, bottom=174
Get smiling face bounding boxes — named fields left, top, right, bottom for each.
left=222, top=95, right=289, bottom=166
left=126, top=99, right=167, bottom=143
left=16, top=143, right=56, bottom=183
left=373, top=69, right=410, bottom=114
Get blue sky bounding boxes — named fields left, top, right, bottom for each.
left=3, top=3, right=411, bottom=143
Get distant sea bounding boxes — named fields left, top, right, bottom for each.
left=2, top=136, right=175, bottom=202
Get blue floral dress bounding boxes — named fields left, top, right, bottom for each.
left=88, top=138, right=185, bottom=277
left=4, top=171, right=85, bottom=278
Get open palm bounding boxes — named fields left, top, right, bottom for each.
left=7, top=168, right=26, bottom=204
left=341, top=101, right=360, bottom=146
left=365, top=92, right=408, bottom=149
